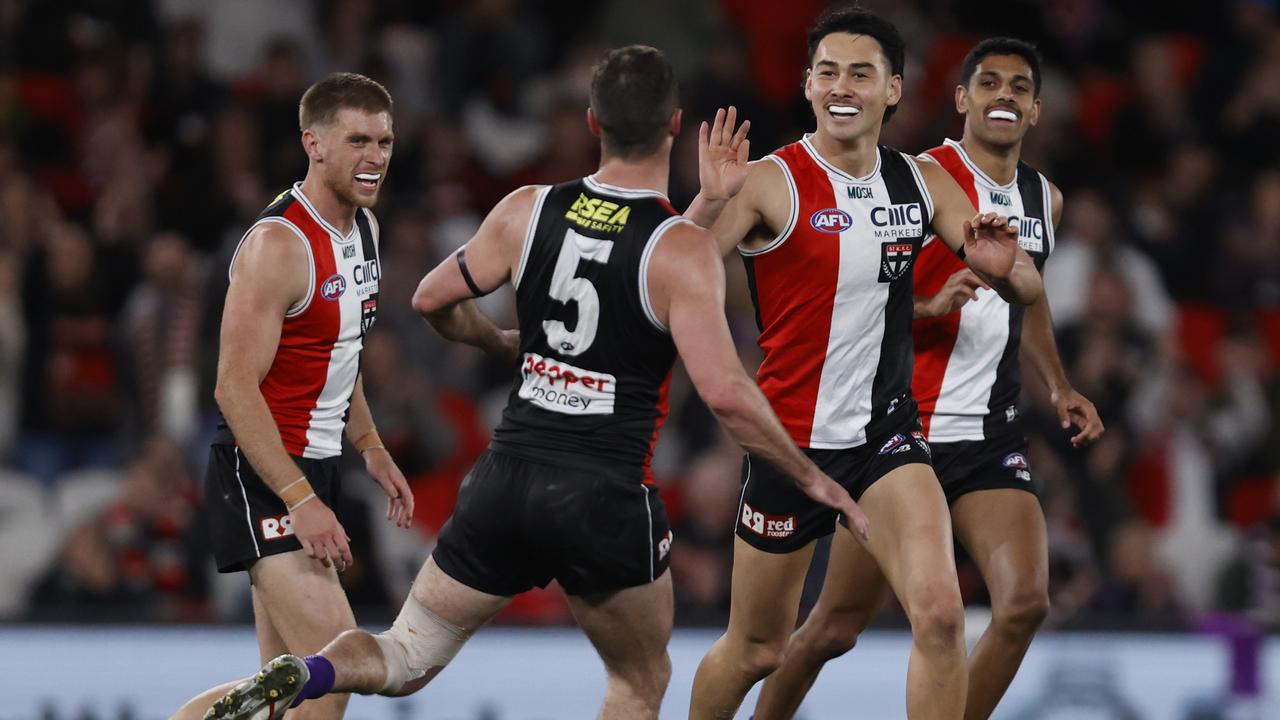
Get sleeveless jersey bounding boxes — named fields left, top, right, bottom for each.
left=491, top=176, right=688, bottom=484
left=215, top=182, right=380, bottom=459
left=912, top=138, right=1055, bottom=442
left=742, top=136, right=936, bottom=449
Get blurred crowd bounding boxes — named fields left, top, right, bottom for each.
left=1, top=0, right=1279, bottom=635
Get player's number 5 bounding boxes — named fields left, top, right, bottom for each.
left=542, top=229, right=614, bottom=357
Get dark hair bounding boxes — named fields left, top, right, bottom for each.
left=590, top=45, right=678, bottom=158
left=959, top=38, right=1044, bottom=97
left=806, top=7, right=906, bottom=121
left=299, top=72, right=393, bottom=129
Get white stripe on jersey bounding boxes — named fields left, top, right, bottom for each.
left=809, top=172, right=912, bottom=449
left=229, top=217, right=316, bottom=317
left=639, top=216, right=692, bottom=333
left=515, top=185, right=552, bottom=290
left=739, top=156, right=798, bottom=257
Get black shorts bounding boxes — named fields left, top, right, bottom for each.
left=736, top=411, right=933, bottom=554
left=932, top=430, right=1036, bottom=504
left=204, top=444, right=342, bottom=573
left=432, top=449, right=671, bottom=597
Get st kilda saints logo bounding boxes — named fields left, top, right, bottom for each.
left=878, top=242, right=914, bottom=282
left=361, top=297, right=378, bottom=334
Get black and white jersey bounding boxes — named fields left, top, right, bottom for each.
left=491, top=176, right=690, bottom=484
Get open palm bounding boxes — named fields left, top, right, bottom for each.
left=698, top=106, right=751, bottom=201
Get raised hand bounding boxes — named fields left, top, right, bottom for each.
left=697, top=106, right=751, bottom=202
left=963, top=212, right=1018, bottom=282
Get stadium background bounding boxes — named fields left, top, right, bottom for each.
left=0, top=0, right=1278, bottom=717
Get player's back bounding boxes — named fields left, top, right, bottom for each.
left=492, top=176, right=689, bottom=484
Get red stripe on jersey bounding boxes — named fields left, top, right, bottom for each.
left=657, top=197, right=679, bottom=217
left=912, top=144, right=975, bottom=435
left=751, top=144, right=840, bottom=445
left=257, top=202, right=342, bottom=456
left=642, top=370, right=674, bottom=486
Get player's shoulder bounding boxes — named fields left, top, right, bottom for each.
left=649, top=219, right=718, bottom=269
left=242, top=217, right=309, bottom=257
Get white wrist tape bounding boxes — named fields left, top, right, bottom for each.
left=372, top=596, right=472, bottom=694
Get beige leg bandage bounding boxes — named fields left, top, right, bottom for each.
left=372, top=596, right=472, bottom=694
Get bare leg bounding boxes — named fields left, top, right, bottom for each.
left=171, top=681, right=242, bottom=720
left=951, top=490, right=1049, bottom=720
left=171, top=553, right=355, bottom=720
left=322, top=557, right=511, bottom=695
left=754, top=527, right=889, bottom=719
left=856, top=464, right=967, bottom=719
left=248, top=553, right=356, bottom=719
left=566, top=572, right=674, bottom=719
left=688, top=538, right=817, bottom=719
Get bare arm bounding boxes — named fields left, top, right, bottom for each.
left=345, top=375, right=414, bottom=527
left=685, top=158, right=785, bottom=257
left=215, top=225, right=312, bottom=495
left=411, top=186, right=535, bottom=362
left=918, top=158, right=1042, bottom=305
left=215, top=224, right=351, bottom=568
left=1021, top=183, right=1104, bottom=447
left=649, top=224, right=869, bottom=539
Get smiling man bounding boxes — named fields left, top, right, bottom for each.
left=750, top=38, right=1106, bottom=720
left=683, top=11, right=1044, bottom=720
left=173, top=72, right=415, bottom=720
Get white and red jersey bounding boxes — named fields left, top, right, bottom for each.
left=913, top=139, right=1055, bottom=442
left=216, top=183, right=380, bottom=459
left=743, top=136, right=935, bottom=449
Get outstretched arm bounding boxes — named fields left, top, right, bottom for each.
left=649, top=223, right=869, bottom=540
left=918, top=158, right=1041, bottom=305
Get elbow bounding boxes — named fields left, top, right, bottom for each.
left=213, top=377, right=234, bottom=414
left=701, top=376, right=752, bottom=419
left=410, top=286, right=436, bottom=316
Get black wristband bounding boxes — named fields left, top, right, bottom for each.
left=456, top=248, right=486, bottom=297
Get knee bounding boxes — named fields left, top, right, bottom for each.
left=801, top=610, right=868, bottom=662
left=610, top=651, right=671, bottom=710
left=737, top=636, right=788, bottom=681
left=992, top=588, right=1049, bottom=638
left=908, top=589, right=965, bottom=652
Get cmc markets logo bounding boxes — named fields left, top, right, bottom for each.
left=810, top=208, right=852, bottom=234
left=321, top=273, right=347, bottom=300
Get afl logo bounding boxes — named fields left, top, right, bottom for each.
left=1002, top=452, right=1029, bottom=469
left=811, top=208, right=852, bottom=233
left=321, top=273, right=347, bottom=301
